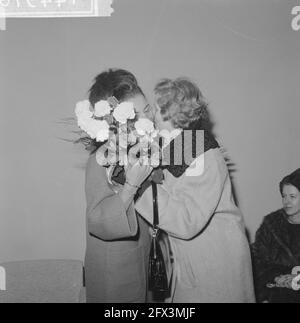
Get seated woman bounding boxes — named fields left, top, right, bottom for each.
left=135, top=78, right=255, bottom=303
left=252, top=168, right=300, bottom=303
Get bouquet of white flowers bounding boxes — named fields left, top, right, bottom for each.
left=74, top=96, right=158, bottom=167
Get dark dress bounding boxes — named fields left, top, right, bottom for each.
left=251, top=209, right=300, bottom=303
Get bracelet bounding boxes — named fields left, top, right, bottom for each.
left=125, top=181, right=140, bottom=190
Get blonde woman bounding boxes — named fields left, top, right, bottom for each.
left=135, top=78, right=255, bottom=303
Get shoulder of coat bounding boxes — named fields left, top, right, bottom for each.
left=86, top=150, right=106, bottom=175
left=204, top=147, right=229, bottom=174
left=263, top=209, right=286, bottom=228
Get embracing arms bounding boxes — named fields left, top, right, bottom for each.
left=85, top=153, right=152, bottom=241
left=135, top=149, right=229, bottom=240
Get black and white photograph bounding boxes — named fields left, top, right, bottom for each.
left=0, top=0, right=299, bottom=305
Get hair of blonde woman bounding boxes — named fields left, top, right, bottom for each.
left=154, top=78, right=209, bottom=129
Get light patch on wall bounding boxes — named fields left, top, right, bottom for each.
left=0, top=0, right=113, bottom=29
left=0, top=266, right=6, bottom=291
left=0, top=5, right=5, bottom=30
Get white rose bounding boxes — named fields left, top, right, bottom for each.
left=150, top=129, right=159, bottom=139
left=84, top=119, right=109, bottom=141
left=77, top=114, right=93, bottom=134
left=95, top=120, right=110, bottom=142
left=96, top=128, right=110, bottom=142
left=75, top=100, right=92, bottom=118
left=75, top=100, right=110, bottom=141
left=94, top=100, right=112, bottom=118
left=113, top=102, right=135, bottom=124
left=75, top=100, right=94, bottom=134
left=134, top=118, right=155, bottom=136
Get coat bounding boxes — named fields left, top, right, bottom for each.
left=135, top=147, right=255, bottom=303
left=84, top=152, right=151, bottom=303
left=251, top=209, right=300, bottom=303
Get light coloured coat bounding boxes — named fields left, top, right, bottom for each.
left=84, top=153, right=151, bottom=303
left=135, top=148, right=255, bottom=303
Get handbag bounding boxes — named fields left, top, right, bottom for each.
left=148, top=182, right=170, bottom=296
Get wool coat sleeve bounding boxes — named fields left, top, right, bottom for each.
left=85, top=154, right=138, bottom=241
left=135, top=149, right=227, bottom=240
left=251, top=219, right=291, bottom=302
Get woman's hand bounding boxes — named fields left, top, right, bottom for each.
left=125, top=144, right=154, bottom=188
left=119, top=146, right=153, bottom=210
left=274, top=274, right=297, bottom=289
left=125, top=161, right=153, bottom=188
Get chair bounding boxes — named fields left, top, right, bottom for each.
left=0, top=259, right=86, bottom=303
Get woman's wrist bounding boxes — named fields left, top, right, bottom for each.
left=125, top=180, right=140, bottom=190
left=122, top=183, right=139, bottom=196
left=119, top=184, right=138, bottom=210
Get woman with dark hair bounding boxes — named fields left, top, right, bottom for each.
left=135, top=78, right=255, bottom=303
left=83, top=69, right=154, bottom=303
left=252, top=168, right=300, bottom=303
